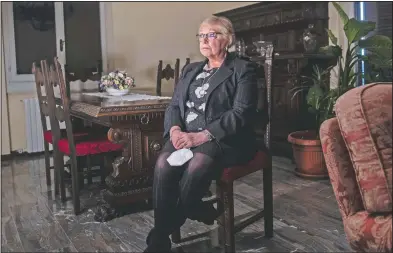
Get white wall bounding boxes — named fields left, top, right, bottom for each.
left=108, top=2, right=257, bottom=93
left=1, top=3, right=11, bottom=155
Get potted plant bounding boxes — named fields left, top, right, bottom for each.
left=287, top=2, right=392, bottom=179
left=288, top=65, right=332, bottom=179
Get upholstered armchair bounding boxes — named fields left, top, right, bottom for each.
left=320, top=83, right=392, bottom=253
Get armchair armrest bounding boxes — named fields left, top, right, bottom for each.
left=320, top=118, right=364, bottom=218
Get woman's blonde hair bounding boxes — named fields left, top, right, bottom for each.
left=200, top=16, right=236, bottom=48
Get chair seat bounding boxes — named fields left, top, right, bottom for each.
left=43, top=130, right=89, bottom=144
left=220, top=151, right=270, bottom=183
left=58, top=137, right=123, bottom=156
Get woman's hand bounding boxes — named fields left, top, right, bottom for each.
left=176, top=132, right=209, bottom=149
left=171, top=130, right=185, bottom=149
left=170, top=127, right=184, bottom=149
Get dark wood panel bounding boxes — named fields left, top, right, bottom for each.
left=377, top=2, right=392, bottom=38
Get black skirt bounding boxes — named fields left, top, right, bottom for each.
left=161, top=138, right=256, bottom=169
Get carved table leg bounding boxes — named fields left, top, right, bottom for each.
left=94, top=114, right=164, bottom=222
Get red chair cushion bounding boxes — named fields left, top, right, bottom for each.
left=43, top=130, right=88, bottom=144
left=220, top=151, right=271, bottom=182
left=58, top=137, right=123, bottom=156
left=43, top=131, right=54, bottom=143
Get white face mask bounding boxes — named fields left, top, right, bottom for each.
left=166, top=148, right=193, bottom=166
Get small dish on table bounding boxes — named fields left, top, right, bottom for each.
left=106, top=88, right=130, bottom=96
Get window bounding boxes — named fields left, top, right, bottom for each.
left=13, top=2, right=57, bottom=75
left=354, top=2, right=366, bottom=86
left=355, top=2, right=392, bottom=85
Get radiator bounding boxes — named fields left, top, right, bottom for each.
left=22, top=98, right=65, bottom=153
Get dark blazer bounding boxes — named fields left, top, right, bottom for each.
left=163, top=52, right=259, bottom=155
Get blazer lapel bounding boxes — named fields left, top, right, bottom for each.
left=179, top=60, right=206, bottom=118
left=204, top=54, right=234, bottom=104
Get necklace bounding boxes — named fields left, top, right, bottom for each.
left=195, top=65, right=220, bottom=98
left=203, top=53, right=226, bottom=84
left=202, top=64, right=221, bottom=86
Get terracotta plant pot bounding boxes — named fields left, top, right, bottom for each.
left=287, top=130, right=328, bottom=179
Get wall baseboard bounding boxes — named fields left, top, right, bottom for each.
left=1, top=151, right=52, bottom=162
left=1, top=154, right=13, bottom=161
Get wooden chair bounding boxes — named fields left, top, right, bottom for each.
left=41, top=58, right=123, bottom=214
left=33, top=63, right=102, bottom=196
left=171, top=44, right=275, bottom=252
left=156, top=58, right=190, bottom=96
left=32, top=63, right=55, bottom=187
left=64, top=62, right=105, bottom=130
left=65, top=61, right=103, bottom=93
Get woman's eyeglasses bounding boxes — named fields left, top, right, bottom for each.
left=196, top=32, right=222, bottom=41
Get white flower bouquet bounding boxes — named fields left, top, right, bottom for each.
left=99, top=70, right=135, bottom=91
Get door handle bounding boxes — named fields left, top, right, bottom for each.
left=59, top=39, right=65, bottom=52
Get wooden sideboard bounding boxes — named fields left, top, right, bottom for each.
left=215, top=2, right=336, bottom=157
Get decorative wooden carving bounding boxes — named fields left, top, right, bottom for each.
left=156, top=59, right=180, bottom=96
left=98, top=110, right=166, bottom=208
left=32, top=63, right=52, bottom=186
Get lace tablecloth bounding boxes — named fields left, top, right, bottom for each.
left=83, top=92, right=172, bottom=101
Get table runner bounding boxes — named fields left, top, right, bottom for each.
left=83, top=92, right=172, bottom=101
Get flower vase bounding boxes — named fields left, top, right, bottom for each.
left=303, top=24, right=317, bottom=53
left=99, top=70, right=135, bottom=96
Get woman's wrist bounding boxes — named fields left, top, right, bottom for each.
left=170, top=126, right=181, bottom=139
left=170, top=126, right=181, bottom=133
left=202, top=130, right=214, bottom=142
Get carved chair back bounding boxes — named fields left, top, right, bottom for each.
left=65, top=60, right=102, bottom=82
left=41, top=59, right=78, bottom=158
left=156, top=59, right=179, bottom=96
left=65, top=61, right=102, bottom=94
left=156, top=58, right=190, bottom=96
left=41, top=58, right=82, bottom=207
left=32, top=62, right=54, bottom=187
left=262, top=42, right=274, bottom=150
left=40, top=59, right=69, bottom=198
left=254, top=42, right=274, bottom=151
left=32, top=63, right=51, bottom=136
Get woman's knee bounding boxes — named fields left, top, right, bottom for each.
left=184, top=153, right=215, bottom=176
left=154, top=152, right=181, bottom=184
left=179, top=153, right=216, bottom=202
left=155, top=152, right=170, bottom=169
left=154, top=152, right=171, bottom=176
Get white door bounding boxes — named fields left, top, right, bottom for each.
left=54, top=2, right=66, bottom=73
left=2, top=2, right=66, bottom=92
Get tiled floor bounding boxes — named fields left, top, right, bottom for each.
left=1, top=154, right=352, bottom=252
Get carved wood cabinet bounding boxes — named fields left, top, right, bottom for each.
left=215, top=2, right=335, bottom=157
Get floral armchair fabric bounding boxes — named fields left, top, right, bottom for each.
left=320, top=83, right=392, bottom=253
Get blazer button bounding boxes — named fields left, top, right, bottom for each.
left=207, top=117, right=212, bottom=121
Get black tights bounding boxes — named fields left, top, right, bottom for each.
left=152, top=151, right=220, bottom=236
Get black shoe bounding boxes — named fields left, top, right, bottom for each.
left=144, top=228, right=172, bottom=253
left=189, top=202, right=223, bottom=225
left=144, top=244, right=171, bottom=253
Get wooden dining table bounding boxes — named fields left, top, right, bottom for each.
left=65, top=87, right=173, bottom=220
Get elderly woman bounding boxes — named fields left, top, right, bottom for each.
left=144, top=16, right=259, bottom=252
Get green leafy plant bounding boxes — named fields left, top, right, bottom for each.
left=360, top=35, right=392, bottom=82
left=289, top=65, right=334, bottom=138
left=290, top=2, right=392, bottom=139
left=320, top=2, right=392, bottom=87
